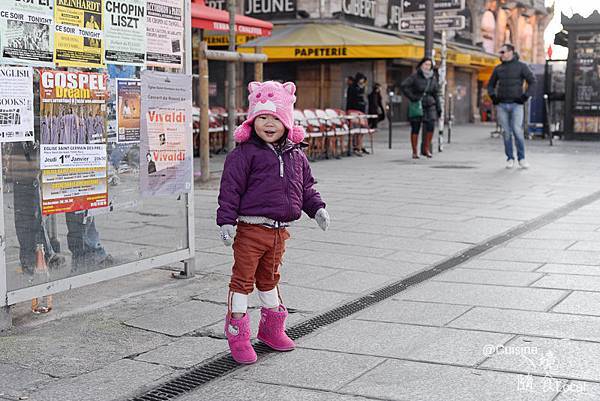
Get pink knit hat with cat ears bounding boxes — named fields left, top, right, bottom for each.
left=234, top=81, right=306, bottom=144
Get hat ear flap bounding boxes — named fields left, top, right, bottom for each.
left=289, top=125, right=305, bottom=144
left=282, top=82, right=296, bottom=95
left=234, top=121, right=252, bottom=143
left=248, top=81, right=261, bottom=93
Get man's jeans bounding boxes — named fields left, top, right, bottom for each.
left=496, top=103, right=525, bottom=161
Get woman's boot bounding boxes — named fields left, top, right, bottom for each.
left=424, top=132, right=433, bottom=158
left=411, top=134, right=420, bottom=159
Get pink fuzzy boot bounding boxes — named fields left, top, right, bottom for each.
left=257, top=305, right=295, bottom=351
left=225, top=313, right=257, bottom=364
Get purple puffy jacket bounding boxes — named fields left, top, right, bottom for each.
left=216, top=136, right=325, bottom=226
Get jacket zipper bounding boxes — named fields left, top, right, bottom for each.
left=278, top=154, right=284, bottom=177
left=268, top=143, right=294, bottom=218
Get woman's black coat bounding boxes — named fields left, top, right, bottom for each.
left=400, top=69, right=441, bottom=122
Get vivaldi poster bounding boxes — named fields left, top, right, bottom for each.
left=140, top=70, right=192, bottom=196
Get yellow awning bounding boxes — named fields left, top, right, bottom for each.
left=240, top=22, right=500, bottom=72
left=239, top=24, right=419, bottom=61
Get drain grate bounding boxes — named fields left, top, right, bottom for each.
left=129, top=188, right=600, bottom=401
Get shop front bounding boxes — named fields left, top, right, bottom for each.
left=240, top=23, right=498, bottom=122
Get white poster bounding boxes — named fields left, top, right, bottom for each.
left=0, top=66, right=34, bottom=143
left=146, top=0, right=183, bottom=68
left=140, top=70, right=192, bottom=196
left=0, top=1, right=54, bottom=66
left=104, top=0, right=146, bottom=65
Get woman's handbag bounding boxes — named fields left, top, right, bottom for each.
left=407, top=78, right=432, bottom=119
left=408, top=100, right=423, bottom=119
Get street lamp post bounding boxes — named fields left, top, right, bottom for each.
left=424, top=0, right=434, bottom=58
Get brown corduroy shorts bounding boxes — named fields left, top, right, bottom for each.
left=229, top=222, right=290, bottom=295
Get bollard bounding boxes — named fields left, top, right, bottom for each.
left=387, top=93, right=394, bottom=149
left=447, top=94, right=453, bottom=144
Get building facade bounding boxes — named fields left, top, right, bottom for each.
left=204, top=0, right=551, bottom=123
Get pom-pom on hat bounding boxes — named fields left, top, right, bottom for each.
left=234, top=81, right=306, bottom=144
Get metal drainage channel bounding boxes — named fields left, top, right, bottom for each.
left=129, top=189, right=600, bottom=401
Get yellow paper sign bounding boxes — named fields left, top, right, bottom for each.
left=54, top=0, right=105, bottom=67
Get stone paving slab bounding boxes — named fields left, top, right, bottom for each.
left=300, top=320, right=512, bottom=366
left=448, top=307, right=600, bottom=342
left=27, top=359, right=173, bottom=401
left=354, top=299, right=471, bottom=326
left=290, top=241, right=397, bottom=258
left=505, top=239, right=576, bottom=250
left=569, top=241, right=600, bottom=252
left=551, top=291, right=600, bottom=316
left=0, top=315, right=171, bottom=378
left=124, top=301, right=224, bottom=337
left=279, top=262, right=341, bottom=286
left=304, top=255, right=429, bottom=278
left=350, top=213, right=433, bottom=228
left=523, top=230, right=600, bottom=241
left=432, top=268, right=543, bottom=286
left=331, top=224, right=432, bottom=239
left=536, top=263, right=600, bottom=276
left=555, top=382, right=600, bottom=401
left=459, top=260, right=543, bottom=272
left=340, top=359, right=561, bottom=401
left=532, top=274, right=600, bottom=292
left=418, top=217, right=518, bottom=233
left=233, top=348, right=383, bottom=392
left=376, top=237, right=471, bottom=256
left=536, top=222, right=600, bottom=232
left=134, top=337, right=229, bottom=368
left=177, top=379, right=378, bottom=401
left=300, top=270, right=395, bottom=294
left=481, top=248, right=600, bottom=265
left=383, top=249, right=448, bottom=265
left=424, top=230, right=494, bottom=244
left=481, top=336, right=600, bottom=382
left=0, top=363, right=54, bottom=399
left=395, top=282, right=568, bottom=311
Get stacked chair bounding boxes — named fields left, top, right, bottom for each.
left=193, top=106, right=378, bottom=160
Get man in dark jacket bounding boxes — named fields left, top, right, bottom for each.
left=487, top=43, right=536, bottom=169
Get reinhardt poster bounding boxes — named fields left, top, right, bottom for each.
left=140, top=70, right=192, bottom=196
left=0, top=0, right=54, bottom=66
left=54, top=0, right=104, bottom=68
left=0, top=66, right=34, bottom=142
left=39, top=70, right=109, bottom=215
left=104, top=0, right=146, bottom=65
left=146, top=0, right=183, bottom=68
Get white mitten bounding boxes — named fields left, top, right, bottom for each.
left=220, top=224, right=236, bottom=246
left=315, top=208, right=330, bottom=231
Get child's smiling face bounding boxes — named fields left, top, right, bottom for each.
left=254, top=114, right=285, bottom=143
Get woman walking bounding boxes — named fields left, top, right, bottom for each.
left=368, top=83, right=385, bottom=130
left=400, top=58, right=441, bottom=159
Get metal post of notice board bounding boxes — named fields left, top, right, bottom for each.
left=0, top=1, right=196, bottom=328
left=0, top=147, right=9, bottom=330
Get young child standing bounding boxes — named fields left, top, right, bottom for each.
left=217, top=81, right=330, bottom=364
